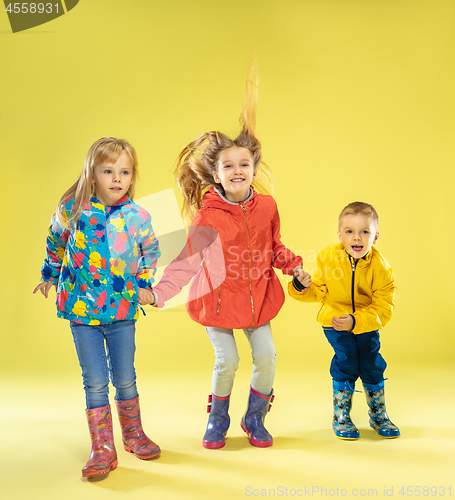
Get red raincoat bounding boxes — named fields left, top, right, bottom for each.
left=154, top=187, right=302, bottom=329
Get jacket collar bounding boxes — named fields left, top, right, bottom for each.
left=90, top=194, right=131, bottom=210
left=344, top=247, right=374, bottom=265
left=213, top=187, right=254, bottom=205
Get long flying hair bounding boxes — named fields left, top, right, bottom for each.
left=53, top=137, right=138, bottom=229
left=175, top=60, right=272, bottom=223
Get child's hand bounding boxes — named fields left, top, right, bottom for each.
left=294, top=268, right=312, bottom=290
left=33, top=281, right=56, bottom=298
left=332, top=315, right=354, bottom=332
left=138, top=288, right=155, bottom=306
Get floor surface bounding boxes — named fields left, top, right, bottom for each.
left=2, top=366, right=454, bottom=500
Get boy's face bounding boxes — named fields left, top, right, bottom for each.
left=338, top=213, right=379, bottom=259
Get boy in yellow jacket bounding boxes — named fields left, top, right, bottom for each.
left=289, top=202, right=400, bottom=440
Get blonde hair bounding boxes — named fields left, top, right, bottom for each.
left=53, top=137, right=138, bottom=229
left=174, top=61, right=272, bottom=223
left=338, top=201, right=379, bottom=229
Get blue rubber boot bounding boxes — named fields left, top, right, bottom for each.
left=203, top=394, right=230, bottom=449
left=364, top=383, right=400, bottom=439
left=241, top=387, right=274, bottom=448
left=332, top=381, right=360, bottom=440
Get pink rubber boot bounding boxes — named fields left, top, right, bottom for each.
left=82, top=405, right=118, bottom=478
left=115, top=396, right=161, bottom=459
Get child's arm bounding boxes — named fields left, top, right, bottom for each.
left=288, top=251, right=328, bottom=303
left=136, top=213, right=161, bottom=302
left=152, top=212, right=222, bottom=307
left=270, top=200, right=303, bottom=273
left=350, top=268, right=396, bottom=334
left=34, top=215, right=71, bottom=296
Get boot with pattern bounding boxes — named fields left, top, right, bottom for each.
left=332, top=384, right=360, bottom=440
left=364, top=385, right=400, bottom=438
left=203, top=394, right=230, bottom=449
left=82, top=405, right=118, bottom=478
left=115, top=396, right=161, bottom=459
left=241, top=387, right=274, bottom=448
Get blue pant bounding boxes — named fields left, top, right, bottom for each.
left=70, top=320, right=138, bottom=409
left=323, top=328, right=387, bottom=391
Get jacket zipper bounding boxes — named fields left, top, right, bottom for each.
left=240, top=203, right=255, bottom=326
left=216, top=285, right=221, bottom=314
left=350, top=256, right=358, bottom=313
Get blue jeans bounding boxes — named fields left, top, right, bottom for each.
left=323, top=327, right=387, bottom=390
left=70, top=320, right=138, bottom=409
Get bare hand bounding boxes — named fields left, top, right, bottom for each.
left=294, top=268, right=312, bottom=292
left=33, top=281, right=57, bottom=298
left=138, top=288, right=155, bottom=306
left=332, top=315, right=354, bottom=332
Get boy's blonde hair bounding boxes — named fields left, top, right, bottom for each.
left=174, top=60, right=271, bottom=223
left=338, top=202, right=379, bottom=229
left=53, top=137, right=138, bottom=229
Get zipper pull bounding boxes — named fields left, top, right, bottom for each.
left=240, top=203, right=246, bottom=211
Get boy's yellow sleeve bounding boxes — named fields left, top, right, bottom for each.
left=288, top=252, right=328, bottom=303
left=352, top=268, right=396, bottom=334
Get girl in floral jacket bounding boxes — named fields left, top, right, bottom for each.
left=34, top=137, right=161, bottom=478
left=153, top=64, right=311, bottom=449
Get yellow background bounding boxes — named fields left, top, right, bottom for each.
left=1, top=1, right=454, bottom=499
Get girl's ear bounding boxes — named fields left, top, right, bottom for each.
left=212, top=171, right=221, bottom=183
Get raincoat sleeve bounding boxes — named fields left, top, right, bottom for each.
left=270, top=199, right=303, bottom=274
left=136, top=213, right=161, bottom=290
left=40, top=213, right=71, bottom=285
left=351, top=267, right=396, bottom=334
left=288, top=250, right=328, bottom=303
left=152, top=211, right=223, bottom=307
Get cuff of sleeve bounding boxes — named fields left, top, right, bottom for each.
left=137, top=279, right=152, bottom=290
left=292, top=274, right=307, bottom=292
left=349, top=314, right=356, bottom=333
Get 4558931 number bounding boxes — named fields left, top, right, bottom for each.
left=5, top=3, right=59, bottom=14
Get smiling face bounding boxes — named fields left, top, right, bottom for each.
left=338, top=213, right=379, bottom=259
left=92, top=151, right=133, bottom=206
left=212, top=146, right=256, bottom=202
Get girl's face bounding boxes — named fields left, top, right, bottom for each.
left=213, top=146, right=256, bottom=202
left=92, top=151, right=133, bottom=206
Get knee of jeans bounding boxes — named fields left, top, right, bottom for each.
left=253, top=350, right=277, bottom=369
left=113, top=375, right=137, bottom=392
left=214, top=355, right=239, bottom=376
left=84, top=378, right=109, bottom=396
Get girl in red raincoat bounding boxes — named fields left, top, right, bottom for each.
left=153, top=64, right=311, bottom=449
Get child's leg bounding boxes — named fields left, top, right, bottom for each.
left=323, top=328, right=361, bottom=440
left=240, top=322, right=276, bottom=448
left=243, top=321, right=276, bottom=396
left=205, top=326, right=239, bottom=397
left=356, top=330, right=387, bottom=386
left=203, top=327, right=238, bottom=449
left=70, top=322, right=111, bottom=409
left=104, top=320, right=161, bottom=459
left=357, top=331, right=400, bottom=438
left=103, top=320, right=138, bottom=403
left=323, top=328, right=360, bottom=387
left=69, top=322, right=117, bottom=477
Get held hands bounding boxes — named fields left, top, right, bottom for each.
left=33, top=281, right=57, bottom=298
left=138, top=288, right=156, bottom=306
left=332, top=315, right=354, bottom=332
left=294, top=268, right=312, bottom=292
